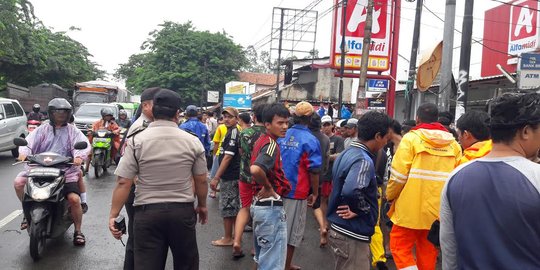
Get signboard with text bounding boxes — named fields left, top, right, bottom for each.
left=330, top=0, right=393, bottom=71
left=207, top=91, right=220, bottom=103
left=519, top=52, right=540, bottom=88
left=367, top=97, right=386, bottom=110
left=367, top=79, right=389, bottom=92
left=223, top=94, right=251, bottom=110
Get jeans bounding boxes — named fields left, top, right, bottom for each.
left=250, top=204, right=287, bottom=270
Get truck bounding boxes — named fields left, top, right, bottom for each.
left=73, top=80, right=129, bottom=109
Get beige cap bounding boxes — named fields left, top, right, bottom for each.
left=294, top=101, right=314, bottom=117
left=223, top=107, right=239, bottom=117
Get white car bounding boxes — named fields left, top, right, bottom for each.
left=0, top=98, right=28, bottom=157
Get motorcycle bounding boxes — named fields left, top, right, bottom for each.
left=91, top=129, right=114, bottom=178
left=13, top=137, right=87, bottom=261
left=27, top=120, right=41, bottom=132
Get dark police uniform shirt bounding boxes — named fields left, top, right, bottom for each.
left=218, top=126, right=241, bottom=181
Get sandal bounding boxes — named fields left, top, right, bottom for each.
left=20, top=217, right=28, bottom=230
left=81, top=203, right=89, bottom=214
left=73, top=231, right=86, bottom=246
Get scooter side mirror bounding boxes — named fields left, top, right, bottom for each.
left=74, top=142, right=88, bottom=150
left=13, top=137, right=28, bottom=147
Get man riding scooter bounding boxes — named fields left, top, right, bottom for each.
left=14, top=98, right=90, bottom=246
left=85, top=108, right=120, bottom=173
left=27, top=104, right=45, bottom=121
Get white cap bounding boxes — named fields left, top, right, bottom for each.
left=321, top=115, right=333, bottom=123
left=336, top=119, right=346, bottom=128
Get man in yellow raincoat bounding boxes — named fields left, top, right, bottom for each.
left=455, top=110, right=492, bottom=166
left=386, top=103, right=461, bottom=270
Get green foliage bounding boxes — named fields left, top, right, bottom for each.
left=0, top=0, right=103, bottom=89
left=116, top=21, right=247, bottom=106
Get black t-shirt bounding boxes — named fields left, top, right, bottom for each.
left=323, top=134, right=345, bottom=182
left=219, top=126, right=241, bottom=181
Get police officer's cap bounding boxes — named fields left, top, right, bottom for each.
left=153, top=89, right=182, bottom=110
left=141, top=87, right=163, bottom=102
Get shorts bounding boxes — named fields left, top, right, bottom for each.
left=219, top=180, right=240, bottom=218
left=239, top=181, right=255, bottom=208
left=283, top=198, right=307, bottom=247
left=63, top=182, right=81, bottom=197
left=321, top=181, right=333, bottom=198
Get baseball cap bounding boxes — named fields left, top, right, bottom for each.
left=345, top=118, right=358, bottom=128
left=336, top=119, right=347, bottom=128
left=321, top=115, right=333, bottom=124
left=141, top=87, right=163, bottom=102
left=294, top=101, right=314, bottom=117
left=223, top=107, right=239, bottom=117
left=153, top=89, right=181, bottom=110
left=186, top=105, right=198, bottom=116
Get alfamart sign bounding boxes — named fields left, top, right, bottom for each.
left=330, top=0, right=393, bottom=71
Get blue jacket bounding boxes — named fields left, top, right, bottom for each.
left=327, top=141, right=378, bottom=242
left=277, top=124, right=322, bottom=200
left=180, top=118, right=211, bottom=154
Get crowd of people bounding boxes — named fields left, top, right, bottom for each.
left=13, top=87, right=540, bottom=270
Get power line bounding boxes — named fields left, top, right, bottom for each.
left=490, top=0, right=540, bottom=13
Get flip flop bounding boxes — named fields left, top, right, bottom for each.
left=232, top=250, right=245, bottom=260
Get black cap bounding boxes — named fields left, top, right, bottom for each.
left=153, top=89, right=182, bottom=110
left=141, top=87, right=163, bottom=102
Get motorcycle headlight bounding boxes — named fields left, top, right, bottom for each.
left=28, top=177, right=61, bottom=202
left=97, top=131, right=107, bottom=137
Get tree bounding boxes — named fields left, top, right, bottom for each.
left=0, top=0, right=103, bottom=91
left=116, top=21, right=248, bottom=107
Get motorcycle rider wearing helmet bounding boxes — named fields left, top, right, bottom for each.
left=27, top=104, right=45, bottom=121
left=86, top=107, right=121, bottom=173
left=117, top=109, right=131, bottom=129
left=14, top=98, right=90, bottom=245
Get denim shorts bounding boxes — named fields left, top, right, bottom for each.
left=250, top=204, right=287, bottom=270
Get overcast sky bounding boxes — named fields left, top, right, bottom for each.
left=32, top=0, right=503, bottom=86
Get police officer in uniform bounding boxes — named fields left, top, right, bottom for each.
left=109, top=89, right=208, bottom=270
left=119, top=87, right=162, bottom=270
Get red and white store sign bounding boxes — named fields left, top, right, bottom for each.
left=330, top=0, right=393, bottom=71
left=508, top=0, right=540, bottom=55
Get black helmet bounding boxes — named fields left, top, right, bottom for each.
left=101, top=107, right=114, bottom=118
left=32, top=104, right=40, bottom=113
left=47, top=98, right=72, bottom=126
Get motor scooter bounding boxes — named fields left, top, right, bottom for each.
left=13, top=137, right=87, bottom=261
left=91, top=129, right=114, bottom=178
left=27, top=120, right=41, bottom=132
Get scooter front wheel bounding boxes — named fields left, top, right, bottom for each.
left=29, top=221, right=46, bottom=261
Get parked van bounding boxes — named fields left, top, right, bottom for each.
left=0, top=98, right=28, bottom=157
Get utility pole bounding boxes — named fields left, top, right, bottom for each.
left=455, top=0, right=474, bottom=122
left=338, top=0, right=348, bottom=118
left=275, top=9, right=285, bottom=102
left=355, top=0, right=374, bottom=116
left=404, top=0, right=423, bottom=120
left=438, top=0, right=456, bottom=112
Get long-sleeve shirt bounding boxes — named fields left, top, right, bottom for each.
left=440, top=156, right=540, bottom=269
left=180, top=117, right=211, bottom=154
left=19, top=124, right=90, bottom=183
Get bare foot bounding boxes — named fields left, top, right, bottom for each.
left=319, top=228, right=328, bottom=248
left=212, top=237, right=234, bottom=246
left=233, top=242, right=242, bottom=253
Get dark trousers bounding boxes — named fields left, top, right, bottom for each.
left=134, top=202, right=198, bottom=270
left=123, top=185, right=136, bottom=270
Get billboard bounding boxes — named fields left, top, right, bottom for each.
left=223, top=94, right=251, bottom=110
left=207, top=91, right=219, bottom=103
left=330, top=0, right=393, bottom=71
left=225, top=81, right=250, bottom=94
left=482, top=0, right=540, bottom=77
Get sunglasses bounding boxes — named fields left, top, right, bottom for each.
left=51, top=109, right=69, bottom=114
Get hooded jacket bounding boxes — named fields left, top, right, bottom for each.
left=457, top=140, right=492, bottom=166
left=386, top=123, right=462, bottom=230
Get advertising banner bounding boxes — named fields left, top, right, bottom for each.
left=367, top=79, right=389, bottom=92
left=330, top=0, right=393, bottom=71
left=223, top=94, right=252, bottom=110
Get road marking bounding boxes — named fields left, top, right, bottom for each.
left=0, top=210, right=23, bottom=229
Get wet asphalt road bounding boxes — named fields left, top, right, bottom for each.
left=0, top=151, right=338, bottom=270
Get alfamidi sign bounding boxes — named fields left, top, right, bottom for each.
left=508, top=0, right=540, bottom=55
